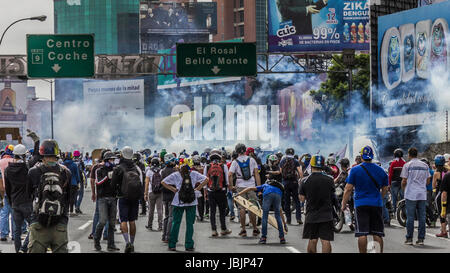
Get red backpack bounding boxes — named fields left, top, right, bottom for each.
left=207, top=163, right=225, bottom=191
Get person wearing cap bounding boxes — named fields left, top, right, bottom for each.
left=0, top=144, right=15, bottom=241
left=27, top=139, right=72, bottom=253
left=4, top=144, right=32, bottom=252
left=93, top=151, right=119, bottom=252
left=342, top=145, right=389, bottom=253
left=299, top=155, right=335, bottom=253
left=400, top=147, right=431, bottom=246
left=112, top=146, right=143, bottom=253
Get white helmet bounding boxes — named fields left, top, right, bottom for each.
left=13, top=144, right=27, bottom=156
left=121, top=146, right=133, bottom=160
left=444, top=153, right=450, bottom=162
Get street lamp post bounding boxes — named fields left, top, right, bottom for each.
left=31, top=79, right=54, bottom=139
left=0, top=15, right=47, bottom=47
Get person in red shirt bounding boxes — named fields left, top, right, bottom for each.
left=389, top=149, right=406, bottom=213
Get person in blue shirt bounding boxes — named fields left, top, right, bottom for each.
left=236, top=180, right=286, bottom=244
left=63, top=152, right=81, bottom=216
left=342, top=146, right=389, bottom=253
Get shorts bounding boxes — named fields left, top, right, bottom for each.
left=236, top=187, right=258, bottom=210
left=118, top=198, right=139, bottom=223
left=302, top=221, right=334, bottom=241
left=354, top=206, right=385, bottom=237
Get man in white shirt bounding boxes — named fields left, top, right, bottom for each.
left=228, top=143, right=261, bottom=237
left=144, top=158, right=163, bottom=231
left=401, top=147, right=431, bottom=246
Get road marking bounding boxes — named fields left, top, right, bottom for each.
left=286, top=246, right=301, bottom=253
left=78, top=220, right=93, bottom=230
left=390, top=223, right=449, bottom=241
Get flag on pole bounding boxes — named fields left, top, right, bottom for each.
left=334, top=144, right=347, bottom=168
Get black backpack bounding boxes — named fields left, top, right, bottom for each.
left=151, top=167, right=163, bottom=194
left=121, top=167, right=143, bottom=201
left=36, top=165, right=66, bottom=227
left=178, top=173, right=196, bottom=204
left=268, top=179, right=285, bottom=193
left=282, top=157, right=297, bottom=180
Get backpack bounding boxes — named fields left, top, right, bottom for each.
left=237, top=158, right=252, bottom=181
left=207, top=163, right=226, bottom=191
left=151, top=167, right=163, bottom=194
left=36, top=165, right=66, bottom=227
left=282, top=157, right=297, bottom=180
left=178, top=173, right=196, bottom=204
left=121, top=167, right=143, bottom=201
left=268, top=179, right=284, bottom=193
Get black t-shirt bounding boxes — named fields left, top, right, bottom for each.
left=265, top=164, right=282, bottom=183
left=299, top=172, right=335, bottom=224
left=440, top=172, right=450, bottom=194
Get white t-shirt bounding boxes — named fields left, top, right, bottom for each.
left=229, top=155, right=258, bottom=188
left=400, top=158, right=431, bottom=201
left=163, top=171, right=207, bottom=207
left=145, top=167, right=162, bottom=194
left=203, top=162, right=229, bottom=191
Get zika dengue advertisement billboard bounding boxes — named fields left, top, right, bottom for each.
left=268, top=0, right=370, bottom=52
left=377, top=1, right=450, bottom=116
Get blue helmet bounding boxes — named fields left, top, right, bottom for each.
left=360, top=146, right=374, bottom=160
left=434, top=155, right=445, bottom=166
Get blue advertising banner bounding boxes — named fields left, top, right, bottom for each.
left=268, top=0, right=369, bottom=52
left=377, top=1, right=450, bottom=114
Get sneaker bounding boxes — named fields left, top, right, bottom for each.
left=280, top=237, right=286, bottom=244
left=220, top=229, right=232, bottom=236
left=130, top=244, right=135, bottom=253
left=145, top=225, right=152, bottom=230
left=212, top=230, right=219, bottom=237
left=158, top=226, right=163, bottom=231
left=1, top=237, right=7, bottom=241
left=297, top=219, right=303, bottom=225
left=258, top=237, right=267, bottom=244
left=107, top=245, right=120, bottom=252
left=230, top=216, right=235, bottom=221
left=416, top=239, right=424, bottom=246
left=253, top=229, right=260, bottom=237
left=168, top=247, right=176, bottom=251
left=404, top=238, right=413, bottom=245
left=238, top=229, right=247, bottom=237
left=75, top=208, right=83, bottom=214
left=185, top=247, right=195, bottom=251
left=88, top=234, right=94, bottom=240
left=124, top=243, right=133, bottom=253
left=436, top=232, right=448, bottom=238
left=94, top=240, right=101, bottom=251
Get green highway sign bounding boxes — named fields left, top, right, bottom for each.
left=27, top=34, right=94, bottom=78
left=176, top=42, right=256, bottom=77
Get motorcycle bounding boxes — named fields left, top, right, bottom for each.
left=333, top=182, right=355, bottom=232
left=396, top=198, right=439, bottom=227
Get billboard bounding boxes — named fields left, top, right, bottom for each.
left=139, top=1, right=217, bottom=53
left=377, top=1, right=450, bottom=116
left=268, top=0, right=370, bottom=52
left=0, top=80, right=27, bottom=123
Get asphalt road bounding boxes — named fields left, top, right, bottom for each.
left=1, top=186, right=450, bottom=253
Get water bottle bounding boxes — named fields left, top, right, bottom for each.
left=344, top=206, right=352, bottom=226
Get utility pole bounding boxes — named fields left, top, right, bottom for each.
left=343, top=49, right=355, bottom=160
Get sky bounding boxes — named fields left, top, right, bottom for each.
left=0, top=0, right=54, bottom=99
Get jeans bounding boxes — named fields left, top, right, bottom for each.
left=261, top=193, right=284, bottom=238
left=208, top=190, right=228, bottom=231
left=147, top=192, right=163, bottom=228
left=227, top=191, right=235, bottom=217
left=75, top=184, right=84, bottom=210
left=0, top=195, right=15, bottom=238
left=91, top=199, right=108, bottom=238
left=382, top=194, right=390, bottom=223
left=391, top=182, right=403, bottom=212
left=162, top=201, right=174, bottom=241
left=405, top=199, right=426, bottom=240
left=95, top=197, right=117, bottom=247
left=12, top=203, right=32, bottom=252
left=282, top=180, right=301, bottom=222
left=169, top=205, right=196, bottom=249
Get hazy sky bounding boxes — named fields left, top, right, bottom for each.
left=0, top=0, right=54, bottom=99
